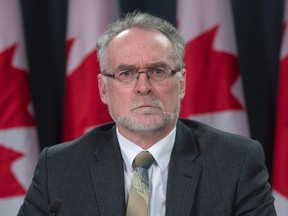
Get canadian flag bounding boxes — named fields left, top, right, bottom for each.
left=0, top=0, right=39, bottom=215
left=272, top=0, right=288, bottom=214
left=63, top=0, right=119, bottom=141
left=177, top=0, right=249, bottom=136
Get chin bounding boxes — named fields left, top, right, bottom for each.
left=116, top=113, right=176, bottom=132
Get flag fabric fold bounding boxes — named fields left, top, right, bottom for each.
left=63, top=0, right=119, bottom=141
left=272, top=0, right=288, bottom=214
left=0, top=1, right=39, bottom=215
left=177, top=0, right=250, bottom=137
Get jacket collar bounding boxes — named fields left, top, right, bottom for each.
left=165, top=120, right=201, bottom=216
left=89, top=125, right=126, bottom=216
left=88, top=120, right=201, bottom=216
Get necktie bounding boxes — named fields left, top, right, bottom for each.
left=126, top=151, right=155, bottom=216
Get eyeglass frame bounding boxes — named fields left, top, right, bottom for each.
left=102, top=66, right=182, bottom=84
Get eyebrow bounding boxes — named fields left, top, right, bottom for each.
left=114, top=61, right=170, bottom=71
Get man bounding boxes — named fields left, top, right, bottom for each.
left=18, top=12, right=276, bottom=215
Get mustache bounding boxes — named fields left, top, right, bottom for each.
left=130, top=96, right=163, bottom=109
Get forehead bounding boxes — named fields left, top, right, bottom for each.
left=115, top=27, right=171, bottom=47
left=106, top=28, right=174, bottom=68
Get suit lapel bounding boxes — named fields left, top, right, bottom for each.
left=88, top=120, right=201, bottom=216
left=89, top=127, right=126, bottom=216
left=166, top=121, right=202, bottom=216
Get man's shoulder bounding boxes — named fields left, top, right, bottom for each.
left=178, top=118, right=251, bottom=140
left=177, top=118, right=262, bottom=153
left=46, top=121, right=116, bottom=156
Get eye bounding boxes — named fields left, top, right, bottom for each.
left=150, top=67, right=167, bottom=77
left=118, top=69, right=136, bottom=78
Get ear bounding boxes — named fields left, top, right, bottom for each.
left=98, top=74, right=108, bottom=104
left=179, top=68, right=186, bottom=99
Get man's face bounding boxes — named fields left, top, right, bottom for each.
left=98, top=28, right=186, bottom=134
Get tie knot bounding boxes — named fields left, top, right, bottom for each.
left=133, top=151, right=154, bottom=169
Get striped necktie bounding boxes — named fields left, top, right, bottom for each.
left=126, top=151, right=155, bottom=216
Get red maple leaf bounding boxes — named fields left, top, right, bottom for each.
left=180, top=26, right=243, bottom=117
left=63, top=39, right=111, bottom=141
left=0, top=145, right=26, bottom=198
left=0, top=44, right=34, bottom=129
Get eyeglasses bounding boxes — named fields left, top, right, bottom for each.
left=102, top=66, right=181, bottom=85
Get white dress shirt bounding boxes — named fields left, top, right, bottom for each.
left=117, top=127, right=176, bottom=216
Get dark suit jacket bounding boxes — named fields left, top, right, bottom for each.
left=18, top=119, right=276, bottom=215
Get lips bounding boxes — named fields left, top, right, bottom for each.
left=134, top=105, right=159, bottom=109
left=130, top=96, right=163, bottom=111
left=132, top=106, right=160, bottom=115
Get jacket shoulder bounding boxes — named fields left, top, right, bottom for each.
left=45, top=121, right=116, bottom=157
left=177, top=118, right=263, bottom=156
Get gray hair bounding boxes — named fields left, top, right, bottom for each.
left=96, top=11, right=185, bottom=72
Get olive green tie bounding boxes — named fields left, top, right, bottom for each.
left=126, top=151, right=155, bottom=216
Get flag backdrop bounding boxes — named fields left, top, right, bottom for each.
left=177, top=0, right=250, bottom=137
left=63, top=0, right=119, bottom=141
left=0, top=0, right=39, bottom=215
left=272, top=0, right=288, bottom=214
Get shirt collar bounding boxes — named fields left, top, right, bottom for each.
left=117, top=127, right=176, bottom=173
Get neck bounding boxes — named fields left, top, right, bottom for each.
left=118, top=124, right=176, bottom=149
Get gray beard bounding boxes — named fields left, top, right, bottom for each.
left=115, top=111, right=176, bottom=132
left=107, top=94, right=180, bottom=132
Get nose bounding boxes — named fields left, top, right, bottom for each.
left=135, top=72, right=152, bottom=94
left=136, top=71, right=150, bottom=80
